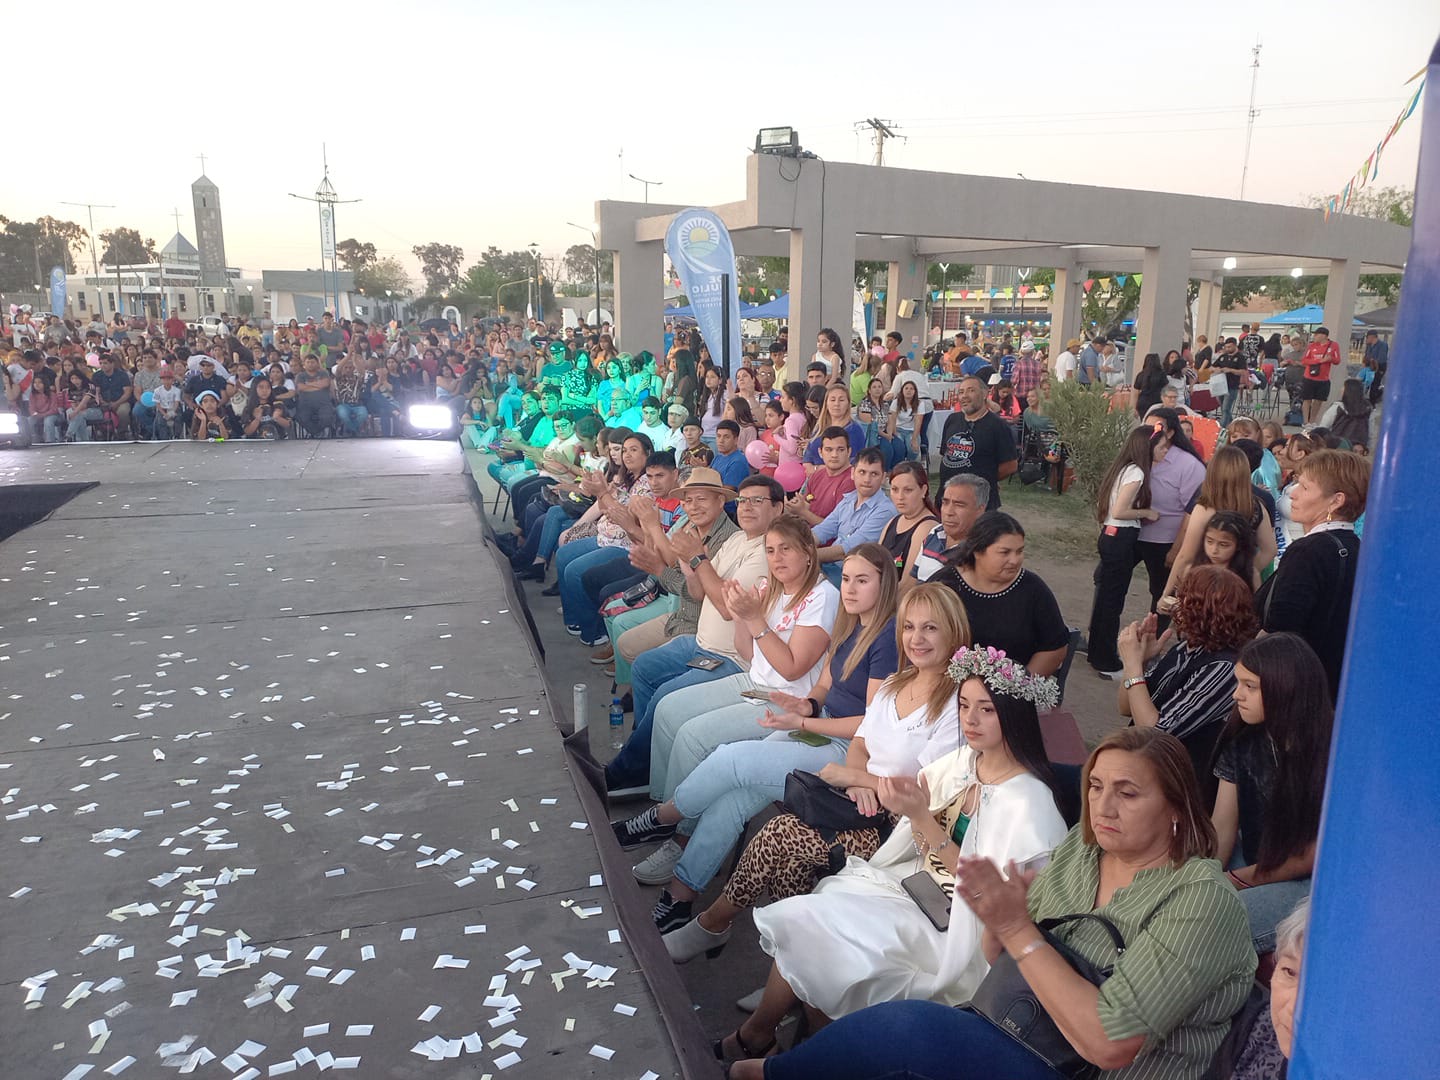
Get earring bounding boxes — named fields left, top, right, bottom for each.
left=1171, top=819, right=1178, bottom=838
left=1326, top=510, right=1334, bottom=523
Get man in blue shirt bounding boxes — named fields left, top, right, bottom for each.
left=813, top=448, right=897, bottom=586
left=711, top=420, right=752, bottom=489
left=1077, top=336, right=1103, bottom=385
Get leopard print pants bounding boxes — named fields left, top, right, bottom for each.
left=719, top=811, right=885, bottom=909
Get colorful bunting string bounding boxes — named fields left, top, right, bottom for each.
left=1323, top=74, right=1426, bottom=220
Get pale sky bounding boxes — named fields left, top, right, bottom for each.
left=9, top=0, right=1433, bottom=282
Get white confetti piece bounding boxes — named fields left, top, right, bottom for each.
left=418, top=1004, right=441, bottom=1022
left=588, top=1045, right=615, bottom=1061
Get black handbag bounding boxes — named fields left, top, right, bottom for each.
left=965, top=913, right=1126, bottom=1080
left=781, top=770, right=891, bottom=876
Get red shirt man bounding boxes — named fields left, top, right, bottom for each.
left=1299, top=326, right=1343, bottom=421
left=164, top=314, right=187, bottom=341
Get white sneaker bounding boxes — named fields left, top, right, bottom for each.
left=632, top=838, right=684, bottom=885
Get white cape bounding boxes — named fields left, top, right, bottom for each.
left=753, top=746, right=1068, bottom=1018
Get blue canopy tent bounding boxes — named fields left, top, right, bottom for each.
left=740, top=294, right=788, bottom=320
left=1260, top=303, right=1363, bottom=327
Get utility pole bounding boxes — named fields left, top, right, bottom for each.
left=60, top=199, right=114, bottom=319
left=289, top=146, right=360, bottom=317
left=858, top=118, right=901, bottom=166
left=1239, top=40, right=1262, bottom=200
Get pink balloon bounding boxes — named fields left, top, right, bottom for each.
left=775, top=462, right=807, bottom=492
left=744, top=440, right=771, bottom=470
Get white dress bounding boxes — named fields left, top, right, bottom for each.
left=753, top=746, right=1068, bottom=1019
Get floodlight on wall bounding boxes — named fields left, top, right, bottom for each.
left=1291, top=267, right=1304, bottom=278
left=755, top=127, right=800, bottom=155
left=1223, top=257, right=1238, bottom=271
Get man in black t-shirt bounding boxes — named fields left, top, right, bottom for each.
left=1209, top=338, right=1246, bottom=426
left=936, top=375, right=1017, bottom=510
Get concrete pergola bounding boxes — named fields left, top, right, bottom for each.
left=597, top=154, right=1410, bottom=394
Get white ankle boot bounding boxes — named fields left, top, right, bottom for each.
left=662, top=916, right=731, bottom=963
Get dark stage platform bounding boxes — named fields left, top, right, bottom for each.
left=0, top=441, right=685, bottom=1079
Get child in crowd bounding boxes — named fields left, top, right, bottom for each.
left=1201, top=510, right=1259, bottom=588
left=152, top=368, right=183, bottom=439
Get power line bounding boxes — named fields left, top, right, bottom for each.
left=857, top=118, right=902, bottom=165
left=1240, top=39, right=1263, bottom=199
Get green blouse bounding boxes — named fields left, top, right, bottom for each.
left=1024, top=828, right=1256, bottom=1080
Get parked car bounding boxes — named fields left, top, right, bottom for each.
left=189, top=315, right=228, bottom=337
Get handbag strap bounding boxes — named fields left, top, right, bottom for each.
left=1038, top=913, right=1126, bottom=957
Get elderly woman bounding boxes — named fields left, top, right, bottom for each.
left=737, top=727, right=1256, bottom=1080
left=1117, top=564, right=1259, bottom=793
left=1204, top=897, right=1310, bottom=1080
left=931, top=511, right=1070, bottom=676
left=1254, top=449, right=1367, bottom=701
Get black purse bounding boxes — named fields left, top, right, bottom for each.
left=781, top=770, right=891, bottom=876
left=964, top=913, right=1127, bottom=1080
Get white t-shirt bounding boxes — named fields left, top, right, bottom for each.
left=853, top=683, right=962, bottom=777
left=1102, top=464, right=1145, bottom=529
left=749, top=580, right=841, bottom=696
left=1054, top=350, right=1077, bottom=381
left=695, top=532, right=769, bottom=659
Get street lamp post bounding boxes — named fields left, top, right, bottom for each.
left=528, top=243, right=542, bottom=322
left=937, top=262, right=950, bottom=349
left=567, top=222, right=602, bottom=327
left=628, top=173, right=663, bottom=204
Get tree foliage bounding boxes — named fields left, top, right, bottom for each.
left=411, top=242, right=465, bottom=296
left=1046, top=381, right=1134, bottom=509
left=0, top=215, right=87, bottom=291
left=1307, top=186, right=1412, bottom=307
left=99, top=227, right=157, bottom=266
left=927, top=263, right=977, bottom=288
left=356, top=257, right=413, bottom=297
left=563, top=244, right=613, bottom=286
left=453, top=246, right=554, bottom=317
left=336, top=238, right=378, bottom=272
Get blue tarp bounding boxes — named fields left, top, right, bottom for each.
left=1260, top=303, right=1363, bottom=326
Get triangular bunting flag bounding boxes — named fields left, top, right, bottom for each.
left=1099, top=277, right=1113, bottom=291
left=1018, top=285, right=1031, bottom=297
left=1115, top=275, right=1128, bottom=288
left=1083, top=279, right=1096, bottom=294
left=931, top=291, right=940, bottom=301
left=1132, top=274, right=1143, bottom=285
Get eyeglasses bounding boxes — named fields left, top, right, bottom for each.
left=735, top=496, right=774, bottom=506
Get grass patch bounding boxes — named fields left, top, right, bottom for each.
left=996, top=479, right=1097, bottom=562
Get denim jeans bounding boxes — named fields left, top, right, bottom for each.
left=670, top=730, right=848, bottom=893
left=649, top=672, right=770, bottom=799
left=336, top=402, right=369, bottom=434
left=68, top=407, right=103, bottom=441
left=33, top=413, right=63, bottom=443
left=559, top=544, right=630, bottom=633
left=605, top=635, right=742, bottom=789
left=763, top=1000, right=1061, bottom=1080
left=368, top=394, right=400, bottom=436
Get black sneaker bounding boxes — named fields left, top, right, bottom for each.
left=611, top=805, right=676, bottom=849
left=652, top=889, right=692, bottom=933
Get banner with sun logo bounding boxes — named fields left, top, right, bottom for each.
left=666, top=209, right=742, bottom=374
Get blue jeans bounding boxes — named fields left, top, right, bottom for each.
left=671, top=731, right=847, bottom=893
left=763, top=1001, right=1061, bottom=1080
left=605, top=635, right=742, bottom=789
left=1220, top=387, right=1237, bottom=427
left=559, top=545, right=630, bottom=633
left=68, top=408, right=103, bottom=441
left=33, top=413, right=64, bottom=443
left=336, top=402, right=369, bottom=434
left=367, top=394, right=400, bottom=436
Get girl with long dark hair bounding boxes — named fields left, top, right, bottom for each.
left=1087, top=425, right=1162, bottom=676
left=1132, top=351, right=1168, bottom=416
left=1199, top=509, right=1258, bottom=585
left=718, top=645, right=1069, bottom=1061
left=698, top=366, right=727, bottom=447
left=1213, top=632, right=1334, bottom=950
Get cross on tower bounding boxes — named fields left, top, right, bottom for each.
left=197, top=152, right=207, bottom=175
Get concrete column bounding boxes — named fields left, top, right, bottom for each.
left=609, top=241, right=665, bottom=358
left=788, top=169, right=858, bottom=371
left=1049, top=266, right=1083, bottom=352
left=1322, top=256, right=1360, bottom=402
left=1134, top=243, right=1192, bottom=377
left=885, top=258, right=928, bottom=363
left=1195, top=276, right=1223, bottom=352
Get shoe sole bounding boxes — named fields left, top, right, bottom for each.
left=613, top=828, right=676, bottom=850
left=589, top=654, right=614, bottom=665
left=606, top=784, right=651, bottom=802
left=633, top=860, right=681, bottom=886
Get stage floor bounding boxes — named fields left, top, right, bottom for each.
left=0, top=440, right=681, bottom=1079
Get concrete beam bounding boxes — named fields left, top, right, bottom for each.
left=885, top=258, right=929, bottom=361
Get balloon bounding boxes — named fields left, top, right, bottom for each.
left=744, top=441, right=771, bottom=470
left=775, top=462, right=807, bottom=492
left=140, top=390, right=156, bottom=407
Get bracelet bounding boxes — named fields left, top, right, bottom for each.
left=1121, top=676, right=1147, bottom=691
left=1227, top=869, right=1252, bottom=890
left=754, top=627, right=773, bottom=641
left=1014, top=938, right=1047, bottom=961
left=805, top=697, right=822, bottom=718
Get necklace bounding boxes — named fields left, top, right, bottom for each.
left=974, top=752, right=1024, bottom=787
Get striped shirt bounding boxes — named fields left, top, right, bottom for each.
left=1027, top=829, right=1256, bottom=1080
left=1145, top=643, right=1239, bottom=741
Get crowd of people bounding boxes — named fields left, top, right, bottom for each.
left=470, top=317, right=1361, bottom=1080
left=4, top=299, right=1364, bottom=1078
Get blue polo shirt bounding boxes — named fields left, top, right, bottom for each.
left=712, top=448, right=752, bottom=489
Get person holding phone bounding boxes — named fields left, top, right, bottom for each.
left=716, top=648, right=1070, bottom=1062
left=615, top=545, right=900, bottom=930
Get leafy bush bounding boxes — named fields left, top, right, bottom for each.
left=1046, top=382, right=1135, bottom=509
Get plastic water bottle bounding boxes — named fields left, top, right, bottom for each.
left=609, top=697, right=625, bottom=750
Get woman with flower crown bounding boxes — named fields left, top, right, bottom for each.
left=713, top=647, right=1072, bottom=1065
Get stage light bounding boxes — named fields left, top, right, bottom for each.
left=407, top=404, right=455, bottom=432
left=0, top=414, right=19, bottom=435
left=755, top=127, right=800, bottom=155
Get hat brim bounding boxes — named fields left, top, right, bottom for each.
left=678, top=481, right=739, bottom=500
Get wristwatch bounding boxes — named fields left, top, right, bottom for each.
left=688, top=553, right=708, bottom=570
left=1122, top=676, right=1148, bottom=691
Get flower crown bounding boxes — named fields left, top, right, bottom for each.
left=947, top=646, right=1060, bottom=711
